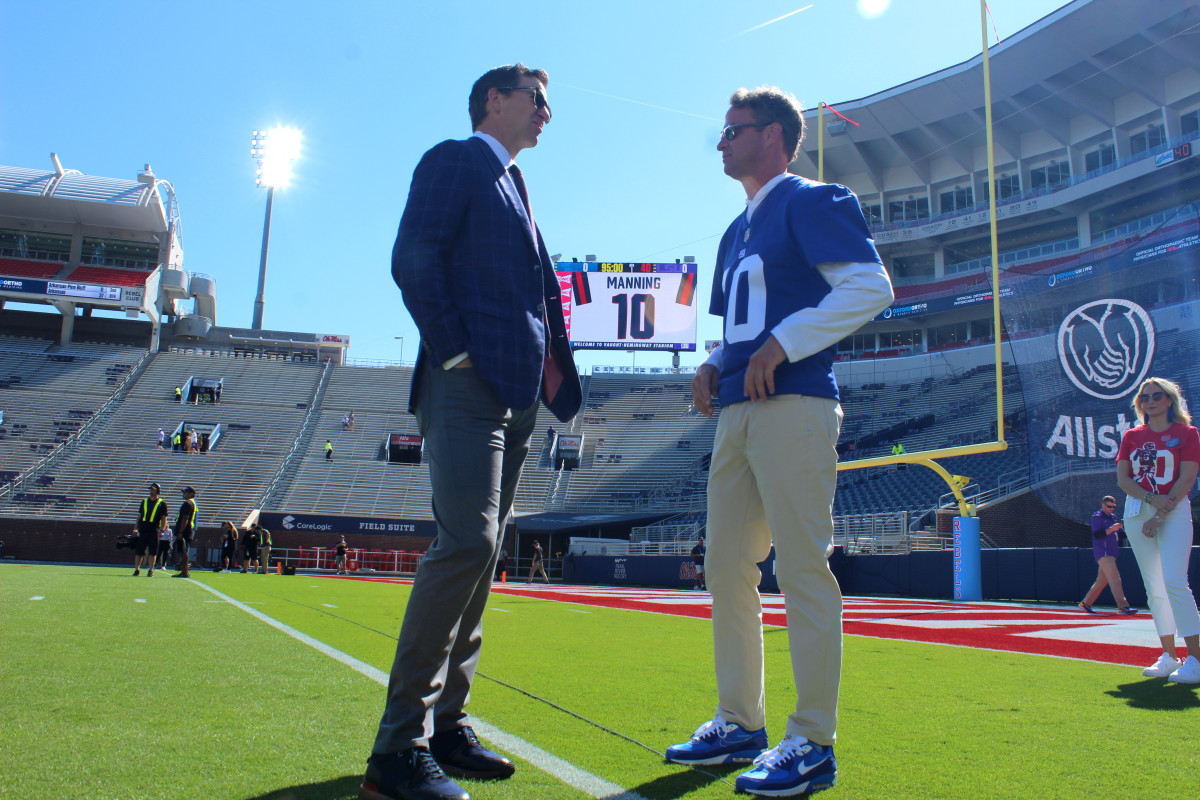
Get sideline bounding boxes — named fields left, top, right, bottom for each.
left=190, top=579, right=649, bottom=800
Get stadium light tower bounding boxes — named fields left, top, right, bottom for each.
left=249, top=127, right=302, bottom=330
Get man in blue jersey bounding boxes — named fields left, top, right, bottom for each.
left=666, top=87, right=893, bottom=797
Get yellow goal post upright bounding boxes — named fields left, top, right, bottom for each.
left=832, top=0, right=1008, bottom=521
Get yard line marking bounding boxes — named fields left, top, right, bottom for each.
left=30, top=596, right=44, bottom=600
left=135, top=598, right=147, bottom=603
left=190, top=580, right=649, bottom=800
left=471, top=721, right=648, bottom=800
left=322, top=603, right=338, bottom=608
left=490, top=607, right=512, bottom=612
left=570, top=610, right=591, bottom=614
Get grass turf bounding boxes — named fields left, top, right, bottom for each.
left=2, top=564, right=1198, bottom=799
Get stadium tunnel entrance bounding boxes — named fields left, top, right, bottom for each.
left=512, top=510, right=674, bottom=580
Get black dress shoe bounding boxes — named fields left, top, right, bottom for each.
left=429, top=725, right=515, bottom=780
left=359, top=747, right=469, bottom=800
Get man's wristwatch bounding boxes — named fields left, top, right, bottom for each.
left=1143, top=491, right=1154, bottom=502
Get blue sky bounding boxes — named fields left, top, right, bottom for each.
left=1, top=0, right=1065, bottom=369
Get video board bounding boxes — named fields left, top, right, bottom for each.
left=554, top=262, right=698, bottom=351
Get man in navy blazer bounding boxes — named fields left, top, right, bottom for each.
left=361, top=64, right=581, bottom=800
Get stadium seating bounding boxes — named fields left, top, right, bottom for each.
left=537, top=373, right=718, bottom=512
left=266, top=364, right=433, bottom=517
left=0, top=349, right=321, bottom=524
left=0, top=321, right=1060, bottom=542
left=0, top=257, right=63, bottom=279
left=63, top=265, right=150, bottom=287
left=0, top=338, right=142, bottom=480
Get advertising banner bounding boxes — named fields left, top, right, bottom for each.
left=258, top=512, right=436, bottom=537
left=1003, top=205, right=1200, bottom=522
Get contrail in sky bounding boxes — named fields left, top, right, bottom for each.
left=738, top=5, right=813, bottom=36
left=557, top=82, right=721, bottom=121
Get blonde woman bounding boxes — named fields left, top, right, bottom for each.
left=1115, top=377, right=1200, bottom=683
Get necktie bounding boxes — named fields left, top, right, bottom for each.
left=508, top=164, right=534, bottom=230
left=510, top=164, right=563, bottom=403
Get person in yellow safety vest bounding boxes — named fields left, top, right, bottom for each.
left=173, top=486, right=197, bottom=578
left=173, top=431, right=182, bottom=452
left=891, top=442, right=905, bottom=456
left=325, top=440, right=333, bottom=461
left=132, top=482, right=169, bottom=577
left=174, top=386, right=182, bottom=402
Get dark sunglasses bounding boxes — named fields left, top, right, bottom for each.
left=721, top=122, right=771, bottom=140
left=1103, top=503, right=1116, bottom=508
left=1137, top=391, right=1166, bottom=403
left=498, top=86, right=551, bottom=119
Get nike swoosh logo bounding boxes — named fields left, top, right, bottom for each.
left=832, top=193, right=853, bottom=202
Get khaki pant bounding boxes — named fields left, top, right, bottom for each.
left=706, top=395, right=843, bottom=745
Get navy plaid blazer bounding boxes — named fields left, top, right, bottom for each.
left=393, top=136, right=581, bottom=422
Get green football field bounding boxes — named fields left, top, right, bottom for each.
left=2, top=563, right=1198, bottom=800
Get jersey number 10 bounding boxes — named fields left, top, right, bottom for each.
left=611, top=293, right=656, bottom=340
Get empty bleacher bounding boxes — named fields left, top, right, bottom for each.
left=0, top=328, right=1054, bottom=536
left=266, top=364, right=432, bottom=517
left=63, top=265, right=150, bottom=287
left=544, top=372, right=718, bottom=512
left=1, top=350, right=321, bottom=523
left=0, top=257, right=63, bottom=279
left=0, top=337, right=143, bottom=483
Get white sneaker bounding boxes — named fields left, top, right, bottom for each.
left=1143, top=652, right=1182, bottom=678
left=1168, top=655, right=1200, bottom=684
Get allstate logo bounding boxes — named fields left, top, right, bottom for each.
left=1057, top=299, right=1154, bottom=400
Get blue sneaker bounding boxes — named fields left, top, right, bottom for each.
left=735, top=736, right=837, bottom=796
left=665, top=715, right=768, bottom=765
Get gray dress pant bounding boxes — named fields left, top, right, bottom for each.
left=372, top=362, right=537, bottom=753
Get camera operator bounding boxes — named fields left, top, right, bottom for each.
left=240, top=524, right=260, bottom=574
left=132, top=483, right=169, bottom=577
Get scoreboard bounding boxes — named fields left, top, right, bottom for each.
left=0, top=277, right=124, bottom=302
left=555, top=262, right=698, bottom=351
left=386, top=433, right=424, bottom=465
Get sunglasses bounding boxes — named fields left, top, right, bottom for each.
left=1103, top=503, right=1116, bottom=509
left=721, top=122, right=771, bottom=140
left=1137, top=391, right=1166, bottom=403
left=498, top=86, right=551, bottom=119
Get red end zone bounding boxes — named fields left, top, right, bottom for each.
left=338, top=576, right=1164, bottom=668
left=493, top=584, right=1165, bottom=667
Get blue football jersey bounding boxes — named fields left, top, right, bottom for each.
left=710, top=176, right=881, bottom=406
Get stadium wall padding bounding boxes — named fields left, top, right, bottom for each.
left=564, top=547, right=1200, bottom=605
left=5, top=516, right=1198, bottom=606
left=0, top=517, right=431, bottom=567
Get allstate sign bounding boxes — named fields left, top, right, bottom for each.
left=1057, top=299, right=1155, bottom=400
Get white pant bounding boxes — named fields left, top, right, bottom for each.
left=705, top=395, right=843, bottom=745
left=1126, top=504, right=1200, bottom=639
